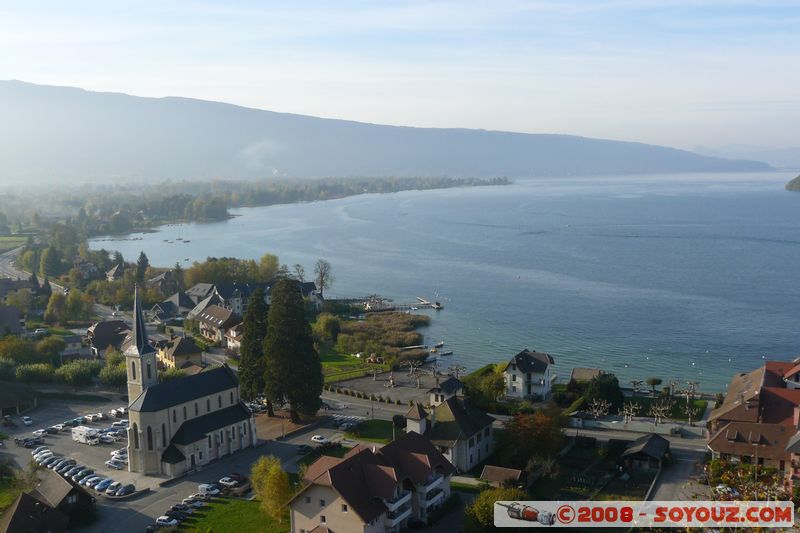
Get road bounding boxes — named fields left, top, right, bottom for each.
left=571, top=427, right=709, bottom=452
left=649, top=448, right=710, bottom=501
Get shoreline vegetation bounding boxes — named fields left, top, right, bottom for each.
left=786, top=175, right=800, bottom=191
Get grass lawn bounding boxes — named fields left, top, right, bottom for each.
left=0, top=236, right=26, bottom=253
left=345, top=419, right=395, bottom=443
left=179, top=498, right=289, bottom=533
left=450, top=481, right=485, bottom=494
left=625, top=396, right=707, bottom=421
left=320, top=346, right=389, bottom=383
left=298, top=444, right=350, bottom=467
left=0, top=478, right=20, bottom=515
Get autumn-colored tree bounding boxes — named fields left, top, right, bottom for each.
left=465, top=487, right=528, bottom=533
left=251, top=455, right=292, bottom=522
left=495, top=411, right=565, bottom=469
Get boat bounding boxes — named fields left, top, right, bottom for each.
left=432, top=302, right=443, bottom=310
left=434, top=341, right=445, bottom=348
left=410, top=306, right=418, bottom=310
left=429, top=348, right=438, bottom=354
left=183, top=240, right=191, bottom=243
left=439, top=351, right=453, bottom=356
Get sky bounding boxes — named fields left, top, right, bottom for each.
left=1, top=0, right=798, bottom=151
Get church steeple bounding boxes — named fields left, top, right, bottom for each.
left=126, top=284, right=158, bottom=401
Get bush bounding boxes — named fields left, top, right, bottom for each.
left=16, top=363, right=54, bottom=383
left=0, top=359, right=15, bottom=381
left=55, top=360, right=101, bottom=386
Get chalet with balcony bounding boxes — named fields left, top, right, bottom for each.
left=502, top=349, right=555, bottom=401
left=196, top=305, right=240, bottom=345
left=289, top=431, right=455, bottom=533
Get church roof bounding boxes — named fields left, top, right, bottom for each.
left=125, top=285, right=154, bottom=357
left=171, top=402, right=251, bottom=445
left=161, top=444, right=186, bottom=464
left=129, top=365, right=238, bottom=412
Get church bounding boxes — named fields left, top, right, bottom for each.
left=125, top=286, right=257, bottom=477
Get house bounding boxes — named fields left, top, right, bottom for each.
left=0, top=276, right=34, bottom=300
left=406, top=396, right=495, bottom=473
left=570, top=367, right=604, bottom=384
left=86, top=319, right=131, bottom=357
left=186, top=280, right=321, bottom=317
left=146, top=270, right=178, bottom=296
left=59, top=335, right=85, bottom=362
left=0, top=304, right=24, bottom=336
left=126, top=286, right=256, bottom=477
left=224, top=324, right=243, bottom=353
left=502, top=349, right=555, bottom=401
left=289, top=431, right=455, bottom=533
left=72, top=259, right=99, bottom=280
left=0, top=468, right=95, bottom=532
left=106, top=264, right=124, bottom=282
left=427, top=376, right=464, bottom=407
left=480, top=465, right=523, bottom=488
left=707, top=361, right=800, bottom=477
left=157, top=335, right=203, bottom=369
left=620, top=434, right=670, bottom=470
left=196, top=305, right=241, bottom=345
left=185, top=282, right=216, bottom=305
left=150, top=291, right=194, bottom=323
left=187, top=292, right=225, bottom=320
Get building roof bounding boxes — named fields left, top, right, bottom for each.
left=0, top=380, right=37, bottom=409
left=708, top=421, right=793, bottom=461
left=428, top=376, right=464, bottom=396
left=299, top=281, right=318, bottom=298
left=0, top=305, right=23, bottom=335
left=197, top=305, right=240, bottom=329
left=0, top=492, right=68, bottom=533
left=785, top=430, right=800, bottom=453
left=129, top=365, right=239, bottom=412
left=621, top=434, right=670, bottom=461
left=186, top=283, right=216, bottom=302
left=294, top=431, right=454, bottom=524
left=405, top=402, right=428, bottom=421
left=161, top=443, right=187, bottom=464
left=171, top=402, right=251, bottom=446
left=106, top=264, right=123, bottom=279
left=570, top=367, right=603, bottom=383
left=708, top=366, right=765, bottom=424
left=87, top=319, right=130, bottom=351
left=160, top=336, right=201, bottom=360
left=124, top=285, right=155, bottom=358
left=480, top=465, right=523, bottom=485
left=187, top=292, right=224, bottom=319
left=29, top=469, right=75, bottom=508
left=428, top=397, right=494, bottom=447
left=503, top=349, right=554, bottom=374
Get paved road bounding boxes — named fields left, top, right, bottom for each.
left=571, top=427, right=708, bottom=452
left=649, top=448, right=710, bottom=501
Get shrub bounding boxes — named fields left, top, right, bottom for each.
left=16, top=363, right=54, bottom=383
left=55, top=360, right=101, bottom=386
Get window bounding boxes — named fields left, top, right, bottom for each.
left=147, top=362, right=152, bottom=380
left=207, top=435, right=211, bottom=447
left=342, top=504, right=348, bottom=512
left=512, top=385, right=516, bottom=393
left=230, top=391, right=234, bottom=404
left=511, top=374, right=516, bottom=382
left=207, top=398, right=211, bottom=411
left=305, top=496, right=311, bottom=504
left=146, top=426, right=153, bottom=451
left=468, top=438, right=474, bottom=447
left=173, top=410, right=176, bottom=423
left=321, top=516, right=326, bottom=523
left=183, top=405, right=187, bottom=420
left=477, top=432, right=482, bottom=443
left=199, top=451, right=203, bottom=460
left=243, top=423, right=247, bottom=435
left=162, top=423, right=166, bottom=447
left=484, top=427, right=490, bottom=437
left=320, top=499, right=325, bottom=507
left=195, top=402, right=198, bottom=416
left=218, top=395, right=222, bottom=408
left=67, top=494, right=77, bottom=504
left=511, top=363, right=515, bottom=371
left=131, top=361, right=137, bottom=380
left=133, top=423, right=139, bottom=448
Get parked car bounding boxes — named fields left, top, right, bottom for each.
left=115, top=484, right=135, bottom=497
left=170, top=503, right=193, bottom=514
left=81, top=475, right=101, bottom=487
left=218, top=477, right=239, bottom=488
left=35, top=452, right=54, bottom=464
left=111, top=420, right=128, bottom=428
left=111, top=448, right=127, bottom=457
left=85, top=476, right=106, bottom=488
left=52, top=459, right=75, bottom=471
left=32, top=429, right=47, bottom=438
left=296, top=444, right=312, bottom=455
left=72, top=469, right=94, bottom=482
left=33, top=328, right=48, bottom=336
left=310, top=435, right=329, bottom=444
left=155, top=516, right=179, bottom=527
left=33, top=449, right=52, bottom=459
left=54, top=424, right=67, bottom=432
left=182, top=497, right=204, bottom=508
left=40, top=456, right=62, bottom=468
left=105, top=459, right=126, bottom=470
left=31, top=446, right=49, bottom=456
left=56, top=462, right=76, bottom=474
left=44, top=426, right=59, bottom=434
left=189, top=492, right=210, bottom=502
left=99, top=435, right=115, bottom=444
left=94, top=478, right=114, bottom=492
left=165, top=510, right=191, bottom=521
left=198, top=483, right=220, bottom=496
left=64, top=465, right=84, bottom=477
left=105, top=481, right=122, bottom=495
left=21, top=416, right=33, bottom=426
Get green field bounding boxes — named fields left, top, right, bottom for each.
left=345, top=419, right=395, bottom=443
left=179, top=498, right=289, bottom=533
left=0, top=478, right=20, bottom=515
left=298, top=444, right=350, bottom=467
left=0, top=236, right=25, bottom=254
left=320, top=348, right=388, bottom=383
left=624, top=396, right=707, bottom=422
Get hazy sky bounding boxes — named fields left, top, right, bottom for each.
left=1, top=1, right=798, bottom=150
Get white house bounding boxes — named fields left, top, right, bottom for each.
left=427, top=376, right=464, bottom=407
left=502, top=349, right=555, bottom=401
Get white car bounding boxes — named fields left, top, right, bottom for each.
left=21, top=416, right=33, bottom=426
left=105, top=459, right=126, bottom=470
left=53, top=424, right=66, bottom=432
left=311, top=435, right=329, bottom=445
left=32, top=429, right=47, bottom=438
left=31, top=446, right=49, bottom=456
left=198, top=483, right=220, bottom=496
left=218, top=477, right=238, bottom=488
left=155, top=516, right=179, bottom=527
left=183, top=497, right=204, bottom=508
left=111, top=447, right=127, bottom=456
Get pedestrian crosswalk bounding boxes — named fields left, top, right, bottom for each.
left=331, top=414, right=366, bottom=424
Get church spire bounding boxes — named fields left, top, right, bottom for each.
left=130, top=284, right=154, bottom=356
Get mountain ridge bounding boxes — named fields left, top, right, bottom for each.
left=0, top=80, right=772, bottom=183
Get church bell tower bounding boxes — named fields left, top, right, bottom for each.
left=126, top=285, right=158, bottom=401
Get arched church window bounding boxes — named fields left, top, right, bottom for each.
left=147, top=426, right=153, bottom=451
left=131, top=361, right=137, bottom=380
left=133, top=423, right=139, bottom=449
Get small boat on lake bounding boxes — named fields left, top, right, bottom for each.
left=434, top=341, right=445, bottom=348
left=439, top=351, right=453, bottom=356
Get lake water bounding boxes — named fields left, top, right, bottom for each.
left=91, top=173, right=800, bottom=392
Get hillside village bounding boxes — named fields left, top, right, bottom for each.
left=1, top=243, right=799, bottom=531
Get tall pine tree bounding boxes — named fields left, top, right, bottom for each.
left=263, top=279, right=323, bottom=422
left=239, top=288, right=268, bottom=405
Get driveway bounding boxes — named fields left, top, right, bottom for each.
left=649, top=449, right=710, bottom=501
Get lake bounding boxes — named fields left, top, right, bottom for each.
left=90, top=173, right=800, bottom=392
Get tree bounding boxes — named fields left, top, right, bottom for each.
left=136, top=251, right=149, bottom=282
left=173, top=262, right=184, bottom=290
left=292, top=264, right=305, bottom=282
left=587, top=398, right=610, bottom=420
left=495, top=411, right=565, bottom=469
left=6, top=289, right=34, bottom=315
left=622, top=402, right=640, bottom=423
left=39, top=246, right=62, bottom=277
left=258, top=254, right=281, bottom=282
left=465, top=487, right=528, bottom=533
left=27, top=272, right=40, bottom=291
left=263, top=279, right=323, bottom=422
left=311, top=313, right=340, bottom=345
left=649, top=400, right=672, bottom=426
left=646, top=377, right=663, bottom=396
left=158, top=367, right=187, bottom=382
left=55, top=360, right=100, bottom=387
left=0, top=337, right=40, bottom=365
left=36, top=336, right=66, bottom=366
left=251, top=455, right=291, bottom=522
left=112, top=251, right=124, bottom=267
left=99, top=360, right=127, bottom=388
left=44, top=292, right=66, bottom=324
left=630, top=379, right=644, bottom=396
left=239, top=288, right=269, bottom=408
left=314, top=259, right=334, bottom=297
left=582, top=373, right=624, bottom=413
left=66, top=289, right=93, bottom=320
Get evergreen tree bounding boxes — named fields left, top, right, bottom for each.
left=39, top=246, right=62, bottom=277
left=239, top=288, right=268, bottom=408
left=263, top=279, right=323, bottom=422
left=173, top=261, right=184, bottom=290
left=28, top=272, right=40, bottom=291
left=112, top=251, right=124, bottom=267
left=136, top=251, right=149, bottom=281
